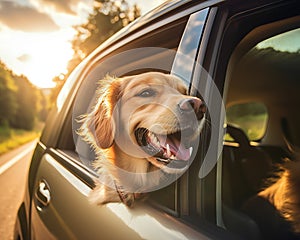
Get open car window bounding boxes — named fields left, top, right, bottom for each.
left=56, top=8, right=210, bottom=214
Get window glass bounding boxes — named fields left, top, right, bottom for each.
left=225, top=102, right=268, bottom=141
left=225, top=28, right=300, bottom=144
left=257, top=28, right=300, bottom=53
left=171, top=8, right=208, bottom=85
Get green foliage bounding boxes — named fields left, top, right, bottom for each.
left=50, top=0, right=141, bottom=103
left=0, top=124, right=11, bottom=142
left=0, top=61, right=46, bottom=131
left=226, top=103, right=268, bottom=141
left=227, top=102, right=267, bottom=121
left=10, top=75, right=39, bottom=130
left=37, top=90, right=49, bottom=122
left=72, top=0, right=141, bottom=59
left=0, top=62, right=18, bottom=125
left=0, top=125, right=42, bottom=155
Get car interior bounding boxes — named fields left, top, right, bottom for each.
left=221, top=17, right=300, bottom=239
left=53, top=7, right=299, bottom=239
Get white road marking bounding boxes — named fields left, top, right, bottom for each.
left=0, top=143, right=35, bottom=175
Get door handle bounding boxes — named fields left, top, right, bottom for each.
left=35, top=180, right=51, bottom=208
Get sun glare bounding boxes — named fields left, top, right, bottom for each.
left=0, top=26, right=76, bottom=89
left=16, top=30, right=74, bottom=88
left=0, top=0, right=167, bottom=89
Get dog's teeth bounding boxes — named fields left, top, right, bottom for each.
left=189, top=147, right=193, bottom=156
left=155, top=136, right=160, bottom=145
left=157, top=158, right=171, bottom=163
left=149, top=132, right=160, bottom=147
left=166, top=144, right=171, bottom=157
left=149, top=133, right=154, bottom=142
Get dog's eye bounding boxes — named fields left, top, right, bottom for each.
left=137, top=89, right=156, bottom=98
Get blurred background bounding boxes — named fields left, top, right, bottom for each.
left=0, top=0, right=166, bottom=154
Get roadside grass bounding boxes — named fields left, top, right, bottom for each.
left=0, top=122, right=44, bottom=155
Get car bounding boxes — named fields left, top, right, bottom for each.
left=14, top=0, right=300, bottom=239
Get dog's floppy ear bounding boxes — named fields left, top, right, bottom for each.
left=80, top=76, right=122, bottom=149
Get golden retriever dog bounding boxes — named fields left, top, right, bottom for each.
left=259, top=160, right=300, bottom=237
left=79, top=72, right=206, bottom=207
left=242, top=158, right=300, bottom=239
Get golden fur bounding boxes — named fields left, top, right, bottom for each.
left=259, top=160, right=300, bottom=234
left=79, top=72, right=205, bottom=206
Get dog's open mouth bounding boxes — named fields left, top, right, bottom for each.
left=134, top=128, right=193, bottom=169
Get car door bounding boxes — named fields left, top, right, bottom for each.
left=187, top=1, right=300, bottom=239
left=29, top=5, right=225, bottom=240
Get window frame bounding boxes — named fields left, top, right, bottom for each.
left=55, top=7, right=211, bottom=217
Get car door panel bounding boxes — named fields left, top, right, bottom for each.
left=30, top=152, right=211, bottom=240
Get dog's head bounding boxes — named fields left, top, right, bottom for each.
left=80, top=72, right=206, bottom=175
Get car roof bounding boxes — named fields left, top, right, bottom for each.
left=86, top=0, right=289, bottom=61
left=90, top=0, right=192, bottom=54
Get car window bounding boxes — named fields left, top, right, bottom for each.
left=225, top=102, right=268, bottom=141
left=57, top=8, right=209, bottom=214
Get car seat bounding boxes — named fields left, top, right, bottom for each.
left=221, top=124, right=274, bottom=240
left=222, top=124, right=273, bottom=208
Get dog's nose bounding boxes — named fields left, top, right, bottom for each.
left=178, top=98, right=206, bottom=120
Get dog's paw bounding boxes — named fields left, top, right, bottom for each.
left=114, top=183, right=135, bottom=207
left=88, top=184, right=120, bottom=205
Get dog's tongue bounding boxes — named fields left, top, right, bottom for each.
left=174, top=142, right=191, bottom=161
left=158, top=135, right=191, bottom=161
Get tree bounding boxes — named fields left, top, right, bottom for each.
left=37, top=90, right=50, bottom=122
left=10, top=75, right=39, bottom=130
left=0, top=62, right=18, bottom=126
left=72, top=0, right=141, bottom=60
left=50, top=0, right=141, bottom=102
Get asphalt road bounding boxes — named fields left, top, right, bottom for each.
left=0, top=141, right=37, bottom=240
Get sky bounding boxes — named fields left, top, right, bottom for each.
left=257, top=28, right=300, bottom=53
left=0, top=0, right=166, bottom=88
left=1, top=1, right=299, bottom=89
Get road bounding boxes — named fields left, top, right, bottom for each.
left=0, top=141, right=37, bottom=240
